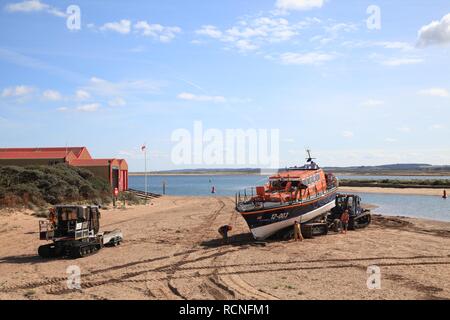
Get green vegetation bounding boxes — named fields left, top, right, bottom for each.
left=118, top=191, right=142, bottom=206
left=340, top=179, right=450, bottom=189
left=0, top=164, right=112, bottom=208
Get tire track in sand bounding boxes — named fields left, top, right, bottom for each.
left=213, top=197, right=278, bottom=300
left=165, top=198, right=228, bottom=299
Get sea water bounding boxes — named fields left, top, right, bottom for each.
left=129, top=175, right=450, bottom=222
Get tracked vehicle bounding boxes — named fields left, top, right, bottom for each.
left=327, top=194, right=372, bottom=230
left=38, top=205, right=122, bottom=259
left=271, top=193, right=372, bottom=240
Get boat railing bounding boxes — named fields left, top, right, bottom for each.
left=235, top=186, right=304, bottom=210
left=235, top=187, right=257, bottom=204
left=236, top=183, right=339, bottom=212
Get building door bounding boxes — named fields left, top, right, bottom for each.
left=112, top=167, right=119, bottom=189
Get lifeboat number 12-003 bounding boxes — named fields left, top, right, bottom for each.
left=271, top=212, right=289, bottom=221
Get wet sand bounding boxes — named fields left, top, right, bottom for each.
left=0, top=196, right=449, bottom=300
left=340, top=186, right=448, bottom=197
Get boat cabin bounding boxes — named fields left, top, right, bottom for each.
left=236, top=167, right=338, bottom=210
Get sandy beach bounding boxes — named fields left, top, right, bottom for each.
left=1, top=196, right=449, bottom=300
left=340, top=186, right=448, bottom=197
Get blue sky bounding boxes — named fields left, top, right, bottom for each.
left=1, top=0, right=450, bottom=171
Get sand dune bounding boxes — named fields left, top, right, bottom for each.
left=0, top=196, right=449, bottom=300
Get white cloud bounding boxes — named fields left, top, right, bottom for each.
left=342, top=131, right=354, bottom=138
left=98, top=19, right=181, bottom=42
left=362, top=99, right=384, bottom=107
left=235, top=39, right=259, bottom=51
left=177, top=92, right=226, bottom=103
left=76, top=103, right=100, bottom=112
left=5, top=0, right=65, bottom=17
left=2, top=85, right=34, bottom=97
left=42, top=89, right=61, bottom=101
left=196, top=25, right=223, bottom=39
left=75, top=89, right=91, bottom=100
left=275, top=0, right=324, bottom=11
left=133, top=21, right=181, bottom=42
left=385, top=138, right=397, bottom=143
left=397, top=126, right=412, bottom=133
left=377, top=41, right=414, bottom=51
left=108, top=97, right=126, bottom=107
left=310, top=22, right=359, bottom=46
left=417, top=13, right=450, bottom=47
left=418, top=88, right=449, bottom=97
left=325, top=23, right=358, bottom=34
left=100, top=20, right=131, bottom=34
left=57, top=107, right=68, bottom=112
left=430, top=124, right=445, bottom=130
left=195, top=16, right=320, bottom=52
left=343, top=40, right=413, bottom=51
left=84, top=77, right=163, bottom=96
left=129, top=46, right=146, bottom=53
left=381, top=58, right=424, bottom=66
left=279, top=52, right=335, bottom=65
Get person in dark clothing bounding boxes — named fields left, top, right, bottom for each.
left=218, top=225, right=232, bottom=244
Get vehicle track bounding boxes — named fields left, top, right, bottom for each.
left=214, top=197, right=279, bottom=300
left=219, top=266, right=278, bottom=300
left=4, top=199, right=226, bottom=297
left=165, top=198, right=227, bottom=299
left=1, top=248, right=204, bottom=294
left=16, top=253, right=449, bottom=297
left=2, top=199, right=236, bottom=299
left=42, top=248, right=230, bottom=296
left=43, top=245, right=237, bottom=297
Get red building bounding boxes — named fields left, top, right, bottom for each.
left=0, top=147, right=128, bottom=191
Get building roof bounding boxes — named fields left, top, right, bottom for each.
left=0, top=150, right=76, bottom=160
left=0, top=147, right=90, bottom=159
left=0, top=147, right=127, bottom=170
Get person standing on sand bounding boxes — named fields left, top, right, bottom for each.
left=218, top=225, right=232, bottom=244
left=341, top=209, right=350, bottom=234
left=443, top=190, right=447, bottom=199
left=294, top=221, right=303, bottom=241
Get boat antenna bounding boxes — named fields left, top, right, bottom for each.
left=306, top=149, right=316, bottom=163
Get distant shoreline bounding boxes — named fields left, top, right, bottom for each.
left=129, top=170, right=450, bottom=177
left=128, top=172, right=260, bottom=176
left=333, top=171, right=450, bottom=177
left=339, top=186, right=447, bottom=197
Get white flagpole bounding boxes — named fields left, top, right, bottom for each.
left=144, top=145, right=147, bottom=201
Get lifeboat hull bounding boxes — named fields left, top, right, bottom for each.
left=238, top=191, right=337, bottom=240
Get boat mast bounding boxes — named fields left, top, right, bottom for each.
left=306, top=149, right=315, bottom=163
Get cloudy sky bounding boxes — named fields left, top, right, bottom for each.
left=0, top=0, right=450, bottom=170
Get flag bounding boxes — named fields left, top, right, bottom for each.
left=141, top=145, right=146, bottom=151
